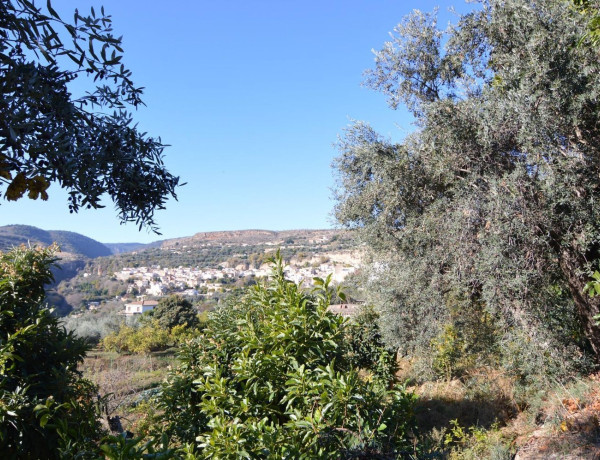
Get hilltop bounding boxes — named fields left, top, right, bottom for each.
left=94, top=228, right=357, bottom=272
left=157, top=229, right=340, bottom=247
left=0, top=225, right=112, bottom=259
left=0, top=226, right=354, bottom=262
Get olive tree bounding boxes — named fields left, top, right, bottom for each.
left=334, top=0, right=600, bottom=370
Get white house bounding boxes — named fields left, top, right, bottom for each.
left=147, top=283, right=167, bottom=297
left=123, top=300, right=159, bottom=316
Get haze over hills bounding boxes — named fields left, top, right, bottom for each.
left=103, top=242, right=148, bottom=254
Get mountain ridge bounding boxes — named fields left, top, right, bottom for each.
left=0, top=225, right=345, bottom=257
left=0, top=225, right=112, bottom=259
left=158, top=229, right=340, bottom=248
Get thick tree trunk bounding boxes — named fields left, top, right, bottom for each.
left=558, top=248, right=600, bottom=359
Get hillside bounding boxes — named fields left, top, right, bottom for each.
left=156, top=229, right=342, bottom=248
left=0, top=225, right=112, bottom=259
left=91, top=229, right=356, bottom=271
left=0, top=226, right=360, bottom=317
left=53, top=228, right=361, bottom=315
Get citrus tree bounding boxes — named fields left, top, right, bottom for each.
left=160, top=255, right=416, bottom=458
left=0, top=245, right=102, bottom=458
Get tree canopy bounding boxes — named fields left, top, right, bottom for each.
left=151, top=295, right=198, bottom=330
left=334, top=0, right=600, bottom=371
left=0, top=0, right=179, bottom=231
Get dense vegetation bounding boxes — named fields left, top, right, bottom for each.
left=1, top=246, right=416, bottom=458
left=0, top=246, right=102, bottom=457
left=334, top=0, right=600, bottom=384
left=159, top=256, right=415, bottom=458
left=6, top=0, right=600, bottom=457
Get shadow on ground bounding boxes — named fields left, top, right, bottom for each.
left=415, top=394, right=517, bottom=433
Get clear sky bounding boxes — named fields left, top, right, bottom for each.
left=1, top=0, right=471, bottom=243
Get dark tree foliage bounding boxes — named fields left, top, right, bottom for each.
left=151, top=295, right=198, bottom=330
left=343, top=305, right=398, bottom=382
left=0, top=0, right=179, bottom=231
left=334, top=0, right=600, bottom=369
left=0, top=245, right=102, bottom=458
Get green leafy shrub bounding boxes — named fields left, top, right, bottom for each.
left=0, top=245, right=102, bottom=457
left=431, top=294, right=501, bottom=380
left=99, top=432, right=186, bottom=460
left=102, top=319, right=171, bottom=354
left=343, top=304, right=398, bottom=382
left=160, top=255, right=417, bottom=458
left=431, top=324, right=466, bottom=381
left=444, top=420, right=513, bottom=460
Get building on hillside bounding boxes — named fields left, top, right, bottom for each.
left=123, top=300, right=159, bottom=316
left=147, top=283, right=167, bottom=296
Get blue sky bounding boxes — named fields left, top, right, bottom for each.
left=1, top=0, right=471, bottom=243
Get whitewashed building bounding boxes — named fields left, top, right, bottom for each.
left=123, top=300, right=159, bottom=316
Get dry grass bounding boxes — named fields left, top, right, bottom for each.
left=408, top=367, right=518, bottom=434
left=80, top=348, right=177, bottom=430
left=408, top=367, right=600, bottom=459
left=512, top=374, right=600, bottom=459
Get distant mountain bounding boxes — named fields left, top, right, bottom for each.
left=103, top=242, right=148, bottom=254
left=0, top=226, right=348, bottom=258
left=157, top=229, right=341, bottom=248
left=0, top=225, right=112, bottom=259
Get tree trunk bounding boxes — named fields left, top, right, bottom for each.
left=558, top=248, right=600, bottom=358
